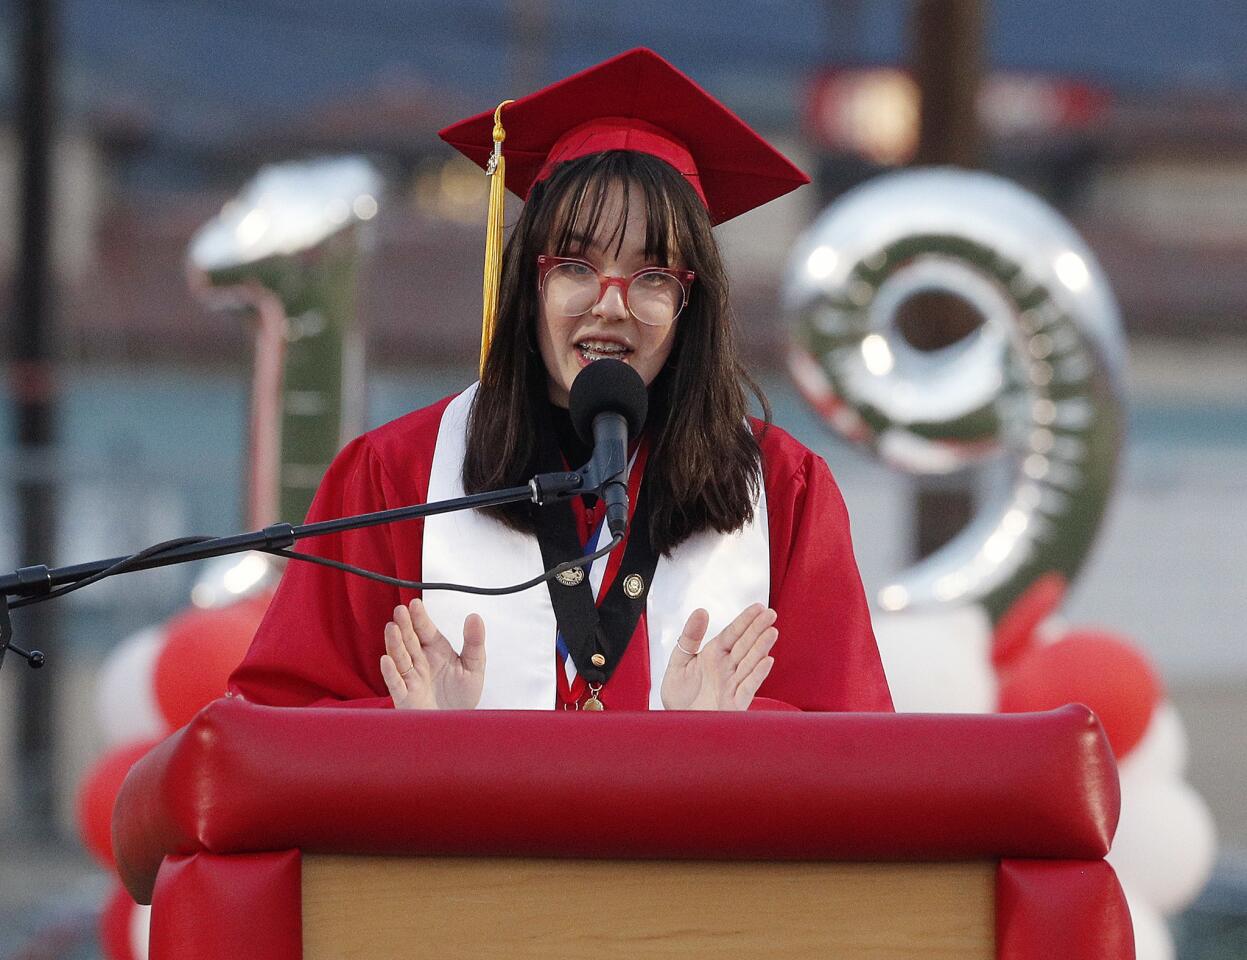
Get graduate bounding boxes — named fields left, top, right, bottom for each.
left=227, top=48, right=893, bottom=713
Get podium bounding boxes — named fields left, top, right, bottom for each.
left=113, top=700, right=1133, bottom=959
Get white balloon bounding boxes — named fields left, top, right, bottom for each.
left=1108, top=778, right=1217, bottom=915
left=1119, top=701, right=1189, bottom=783
left=1119, top=882, right=1175, bottom=960
left=130, top=902, right=151, bottom=960
left=189, top=551, right=280, bottom=608
left=95, top=626, right=171, bottom=747
left=873, top=606, right=997, bottom=713
left=1033, top=615, right=1070, bottom=646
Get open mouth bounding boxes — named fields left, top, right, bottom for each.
left=575, top=340, right=633, bottom=364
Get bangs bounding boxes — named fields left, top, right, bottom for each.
left=544, top=152, right=689, bottom=267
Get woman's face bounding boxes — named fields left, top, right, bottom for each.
left=536, top=180, right=682, bottom=407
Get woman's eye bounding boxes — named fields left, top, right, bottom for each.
left=566, top=262, right=595, bottom=277
left=636, top=271, right=670, bottom=287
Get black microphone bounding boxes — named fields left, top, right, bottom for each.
left=568, top=359, right=648, bottom=538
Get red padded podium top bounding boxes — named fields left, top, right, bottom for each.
left=114, top=700, right=1119, bottom=903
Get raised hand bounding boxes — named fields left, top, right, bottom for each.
left=660, top=603, right=778, bottom=711
left=380, top=599, right=486, bottom=710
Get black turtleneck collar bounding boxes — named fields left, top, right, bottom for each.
left=548, top=400, right=593, bottom=469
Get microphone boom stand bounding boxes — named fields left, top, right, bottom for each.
left=1, top=468, right=590, bottom=673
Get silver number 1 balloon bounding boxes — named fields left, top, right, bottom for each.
left=783, top=169, right=1125, bottom=622
left=185, top=157, right=381, bottom=606
left=188, top=156, right=381, bottom=528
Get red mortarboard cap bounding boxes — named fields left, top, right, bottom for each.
left=438, top=48, right=810, bottom=225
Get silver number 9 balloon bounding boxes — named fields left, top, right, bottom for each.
left=782, top=169, right=1125, bottom=621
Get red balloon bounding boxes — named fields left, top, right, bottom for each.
left=153, top=593, right=272, bottom=729
left=77, top=739, right=160, bottom=870
left=998, top=629, right=1164, bottom=758
left=99, top=883, right=138, bottom=960
left=993, top=572, right=1067, bottom=668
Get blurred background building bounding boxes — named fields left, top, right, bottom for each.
left=1, top=1, right=1244, bottom=958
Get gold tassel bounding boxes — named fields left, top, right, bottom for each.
left=480, top=99, right=514, bottom=378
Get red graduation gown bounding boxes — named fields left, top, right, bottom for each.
left=227, top=395, right=893, bottom=713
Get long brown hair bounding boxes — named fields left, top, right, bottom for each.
left=463, top=150, right=769, bottom=555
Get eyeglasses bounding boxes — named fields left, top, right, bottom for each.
left=537, top=255, right=696, bottom=327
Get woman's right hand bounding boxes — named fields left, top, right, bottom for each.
left=380, top=599, right=486, bottom=710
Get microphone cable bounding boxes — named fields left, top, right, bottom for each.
left=9, top=536, right=216, bottom=609
left=8, top=531, right=623, bottom=609
left=263, top=532, right=622, bottom=597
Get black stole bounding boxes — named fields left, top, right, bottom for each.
left=532, top=405, right=659, bottom=686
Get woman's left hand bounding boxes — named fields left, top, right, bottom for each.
left=660, top=603, right=778, bottom=710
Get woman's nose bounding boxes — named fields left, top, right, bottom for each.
left=592, top=280, right=630, bottom=321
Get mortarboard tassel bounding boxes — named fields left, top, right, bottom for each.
left=480, top=99, right=514, bottom=377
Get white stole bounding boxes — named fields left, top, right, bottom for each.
left=423, top=383, right=770, bottom=709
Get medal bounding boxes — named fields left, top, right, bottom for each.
left=582, top=684, right=605, bottom=711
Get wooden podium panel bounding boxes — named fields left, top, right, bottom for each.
left=302, top=856, right=995, bottom=960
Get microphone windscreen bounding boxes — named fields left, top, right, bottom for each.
left=568, top=359, right=649, bottom=443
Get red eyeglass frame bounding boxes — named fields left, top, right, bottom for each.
left=536, top=255, right=696, bottom=324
